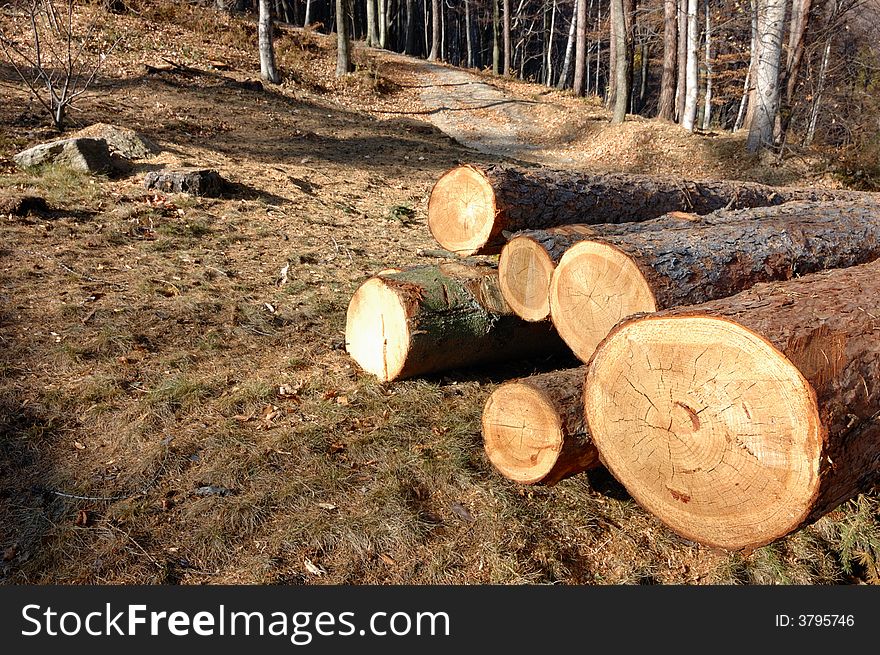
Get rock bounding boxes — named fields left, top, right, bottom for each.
left=72, top=123, right=161, bottom=160
left=13, top=137, right=114, bottom=174
left=143, top=168, right=227, bottom=197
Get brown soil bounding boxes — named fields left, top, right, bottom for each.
left=1, top=4, right=877, bottom=586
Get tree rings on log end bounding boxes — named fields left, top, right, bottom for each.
left=482, top=382, right=566, bottom=484
left=584, top=315, right=823, bottom=551
left=345, top=277, right=409, bottom=383
left=427, top=166, right=496, bottom=256
left=498, top=235, right=555, bottom=322
left=549, top=240, right=657, bottom=363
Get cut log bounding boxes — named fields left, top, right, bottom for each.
left=482, top=366, right=597, bottom=485
left=499, top=212, right=702, bottom=321
left=427, top=163, right=873, bottom=256
left=584, top=260, right=880, bottom=551
left=549, top=199, right=880, bottom=363
left=344, top=263, right=565, bottom=382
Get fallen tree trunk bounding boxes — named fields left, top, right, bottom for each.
left=427, top=163, right=873, bottom=256
left=482, top=366, right=597, bottom=485
left=499, top=212, right=702, bottom=321
left=549, top=199, right=880, bottom=363
left=584, top=259, right=880, bottom=551
left=345, top=263, right=565, bottom=382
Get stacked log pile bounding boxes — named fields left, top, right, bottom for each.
left=344, top=163, right=880, bottom=551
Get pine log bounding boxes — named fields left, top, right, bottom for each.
left=482, top=366, right=597, bottom=485
left=499, top=212, right=701, bottom=321
left=426, top=163, right=873, bottom=256
left=345, top=263, right=565, bottom=382
left=584, top=260, right=880, bottom=551
left=549, top=200, right=880, bottom=363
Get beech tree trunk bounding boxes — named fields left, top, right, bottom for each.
left=674, top=0, right=687, bottom=121
left=465, top=0, right=474, bottom=67
left=427, top=164, right=874, bottom=256
left=573, top=0, right=587, bottom=95
left=557, top=2, right=577, bottom=89
left=701, top=0, right=712, bottom=129
left=740, top=0, right=759, bottom=131
left=258, top=0, right=281, bottom=84
left=483, top=367, right=599, bottom=485
left=681, top=0, right=698, bottom=131
left=428, top=0, right=441, bottom=60
left=336, top=0, right=353, bottom=76
left=585, top=259, right=880, bottom=551
left=746, top=0, right=786, bottom=152
left=776, top=0, right=812, bottom=142
left=549, top=199, right=880, bottom=363
left=503, top=0, right=511, bottom=75
left=610, top=0, right=628, bottom=123
left=493, top=0, right=501, bottom=73
left=366, top=0, right=379, bottom=47
left=345, top=264, right=565, bottom=382
left=405, top=0, right=417, bottom=55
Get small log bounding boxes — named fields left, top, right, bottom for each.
left=482, top=366, right=597, bottom=485
left=584, top=259, right=880, bottom=551
left=549, top=200, right=880, bottom=363
left=499, top=212, right=701, bottom=321
left=344, top=263, right=565, bottom=382
left=426, top=164, right=872, bottom=256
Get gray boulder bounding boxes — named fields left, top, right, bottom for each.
left=72, top=123, right=161, bottom=160
left=13, top=137, right=114, bottom=174
left=143, top=168, right=227, bottom=197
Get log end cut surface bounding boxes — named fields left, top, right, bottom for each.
left=584, top=316, right=823, bottom=550
left=483, top=382, right=565, bottom=484
left=427, top=166, right=496, bottom=255
left=345, top=277, right=409, bottom=382
left=498, top=235, right=556, bottom=321
left=550, top=241, right=657, bottom=362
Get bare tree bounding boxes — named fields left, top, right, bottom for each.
left=610, top=0, right=629, bottom=123
left=0, top=0, right=121, bottom=131
left=503, top=0, right=511, bottom=74
left=733, top=0, right=758, bottom=131
left=573, top=0, right=587, bottom=95
left=428, top=0, right=441, bottom=59
left=258, top=0, right=281, bottom=84
left=746, top=0, right=786, bottom=151
left=775, top=0, right=812, bottom=142
left=557, top=1, right=577, bottom=88
left=493, top=0, right=501, bottom=74
left=681, top=0, right=698, bottom=131
left=674, top=0, right=687, bottom=120
left=336, top=0, right=353, bottom=75
left=657, top=0, right=677, bottom=120
left=701, top=0, right=712, bottom=129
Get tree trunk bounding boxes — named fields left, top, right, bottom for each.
left=503, top=0, right=511, bottom=75
left=701, top=0, right=712, bottom=129
left=344, top=264, right=565, bottom=382
left=258, top=0, right=281, bottom=84
left=465, top=0, right=474, bottom=67
left=304, top=0, right=311, bottom=26
left=549, top=199, right=880, bottom=363
left=804, top=34, right=832, bottom=146
left=405, top=0, right=417, bottom=55
left=585, top=258, right=880, bottom=551
left=492, top=0, right=501, bottom=74
left=366, top=0, right=379, bottom=47
left=498, top=214, right=705, bottom=322
left=573, top=0, right=587, bottom=95
left=746, top=0, right=785, bottom=152
left=427, top=164, right=873, bottom=256
left=557, top=2, right=577, bottom=88
left=776, top=0, right=812, bottom=143
left=681, top=0, right=698, bottom=131
left=610, top=0, right=629, bottom=123
left=378, top=0, right=388, bottom=48
left=740, top=0, right=759, bottom=130
left=483, top=367, right=599, bottom=485
left=428, top=0, right=440, bottom=60
left=545, top=0, right=557, bottom=85
left=336, top=0, right=353, bottom=76
left=674, top=0, right=687, bottom=121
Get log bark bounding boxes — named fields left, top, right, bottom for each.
left=426, top=164, right=874, bottom=256
left=498, top=213, right=703, bottom=321
left=483, top=366, right=598, bottom=485
left=549, top=200, right=880, bottom=363
left=584, top=259, right=880, bottom=551
left=345, top=263, right=565, bottom=382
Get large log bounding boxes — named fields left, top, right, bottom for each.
left=549, top=199, right=880, bottom=363
left=344, top=263, right=565, bottom=382
left=499, top=212, right=701, bottom=321
left=482, top=366, right=597, bottom=485
left=426, top=164, right=872, bottom=256
left=583, top=260, right=880, bottom=551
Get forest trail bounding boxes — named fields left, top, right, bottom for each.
left=382, top=53, right=580, bottom=167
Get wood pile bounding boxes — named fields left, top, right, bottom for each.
left=344, top=163, right=880, bottom=551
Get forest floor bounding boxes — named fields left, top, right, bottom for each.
left=1, top=5, right=878, bottom=586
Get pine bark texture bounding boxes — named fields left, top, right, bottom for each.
left=586, top=259, right=880, bottom=549
left=482, top=366, right=599, bottom=485
left=344, top=263, right=565, bottom=382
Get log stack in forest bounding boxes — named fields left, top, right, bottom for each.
left=343, top=162, right=880, bottom=551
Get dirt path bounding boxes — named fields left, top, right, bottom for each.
left=382, top=53, right=580, bottom=167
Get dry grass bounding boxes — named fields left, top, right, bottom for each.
left=1, top=2, right=878, bottom=586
